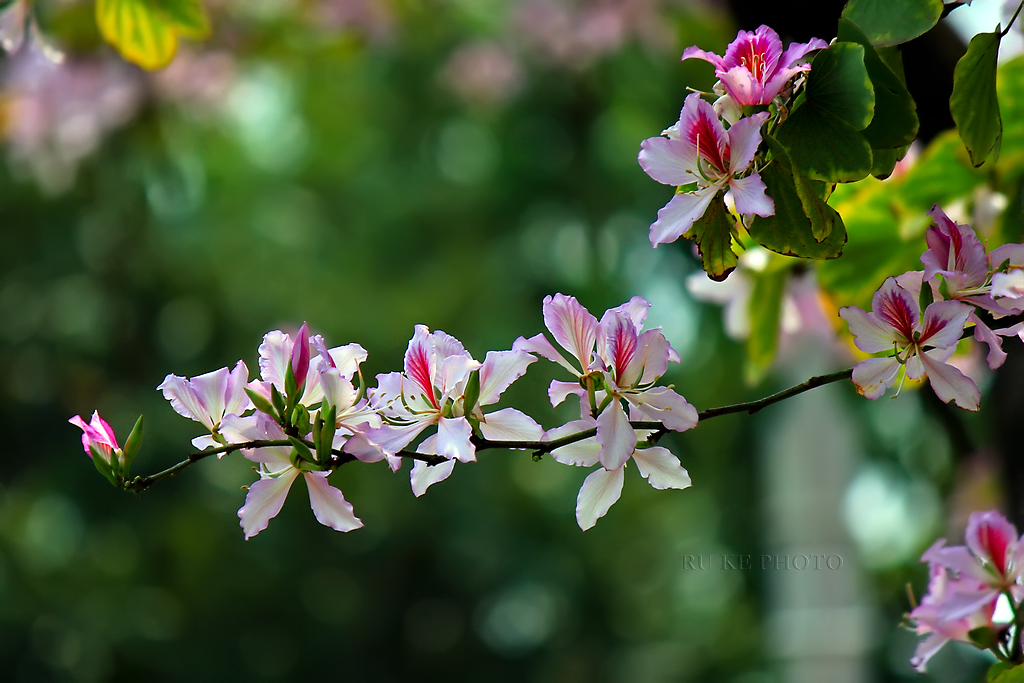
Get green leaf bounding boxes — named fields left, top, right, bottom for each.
left=776, top=42, right=876, bottom=181
left=749, top=136, right=848, bottom=258
left=745, top=268, right=787, bottom=384
left=837, top=19, right=919, bottom=149
left=841, top=0, right=943, bottom=47
left=951, top=30, right=1002, bottom=166
left=990, top=662, right=1024, bottom=683
left=988, top=662, right=1014, bottom=682
left=121, top=415, right=144, bottom=474
left=686, top=197, right=739, bottom=281
left=95, top=0, right=209, bottom=71
left=152, top=0, right=209, bottom=38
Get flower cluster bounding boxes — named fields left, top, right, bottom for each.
left=637, top=26, right=827, bottom=248
left=71, top=295, right=699, bottom=537
left=910, top=510, right=1024, bottom=671
left=840, top=205, right=1024, bottom=411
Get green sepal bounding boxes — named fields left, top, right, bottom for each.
left=317, top=404, right=337, bottom=465
left=284, top=363, right=299, bottom=409
left=919, top=280, right=934, bottom=310
left=291, top=404, right=311, bottom=435
left=687, top=195, right=739, bottom=281
left=121, top=415, right=144, bottom=474
left=462, top=369, right=481, bottom=416
left=288, top=436, right=316, bottom=465
left=270, top=384, right=286, bottom=421
left=245, top=387, right=278, bottom=420
left=90, top=445, right=119, bottom=486
left=840, top=0, right=943, bottom=48
left=968, top=625, right=998, bottom=650
left=951, top=30, right=1003, bottom=167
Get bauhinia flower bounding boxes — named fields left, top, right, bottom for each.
left=516, top=294, right=697, bottom=529
left=918, top=205, right=1024, bottom=369
left=909, top=559, right=998, bottom=672
left=546, top=417, right=693, bottom=530
left=639, top=92, right=773, bottom=247
left=158, top=360, right=250, bottom=449
left=234, top=413, right=363, bottom=539
left=909, top=510, right=1024, bottom=670
left=681, top=25, right=827, bottom=106
left=360, top=325, right=541, bottom=494
left=839, top=277, right=979, bottom=410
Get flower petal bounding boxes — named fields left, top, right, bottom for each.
left=649, top=186, right=721, bottom=247
left=576, top=466, right=625, bottom=530
left=851, top=357, right=901, bottom=399
left=479, top=350, right=536, bottom=406
left=632, top=446, right=692, bottom=490
left=838, top=305, right=901, bottom=353
left=514, top=333, right=579, bottom=375
left=726, top=112, right=768, bottom=173
left=410, top=458, right=457, bottom=497
left=625, top=387, right=698, bottom=432
left=478, top=407, right=543, bottom=442
left=238, top=468, right=300, bottom=540
left=919, top=350, right=980, bottom=411
left=596, top=400, right=636, bottom=470
left=304, top=471, right=363, bottom=532
left=542, top=293, right=599, bottom=372
left=436, top=416, right=475, bottom=463
left=728, top=172, right=774, bottom=217
left=638, top=136, right=700, bottom=186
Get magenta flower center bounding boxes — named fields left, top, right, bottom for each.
left=686, top=110, right=729, bottom=175
left=736, top=36, right=770, bottom=81
left=980, top=522, right=1010, bottom=576
left=876, top=290, right=917, bottom=342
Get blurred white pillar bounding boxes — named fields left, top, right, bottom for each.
left=760, top=358, right=874, bottom=683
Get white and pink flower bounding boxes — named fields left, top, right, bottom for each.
left=638, top=92, right=773, bottom=247
left=839, top=277, right=979, bottom=410
left=158, top=360, right=250, bottom=449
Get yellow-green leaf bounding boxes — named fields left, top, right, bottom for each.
left=96, top=0, right=210, bottom=70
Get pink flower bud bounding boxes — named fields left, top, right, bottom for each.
left=291, top=322, right=311, bottom=392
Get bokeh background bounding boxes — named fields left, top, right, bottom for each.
left=1, top=0, right=1022, bottom=681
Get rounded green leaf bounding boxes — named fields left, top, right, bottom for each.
left=838, top=19, right=919, bottom=149
left=841, top=0, right=943, bottom=47
left=776, top=42, right=876, bottom=182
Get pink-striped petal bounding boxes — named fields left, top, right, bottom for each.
left=638, top=136, right=700, bottom=186
left=542, top=294, right=599, bottom=372
left=625, top=387, right=698, bottom=432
